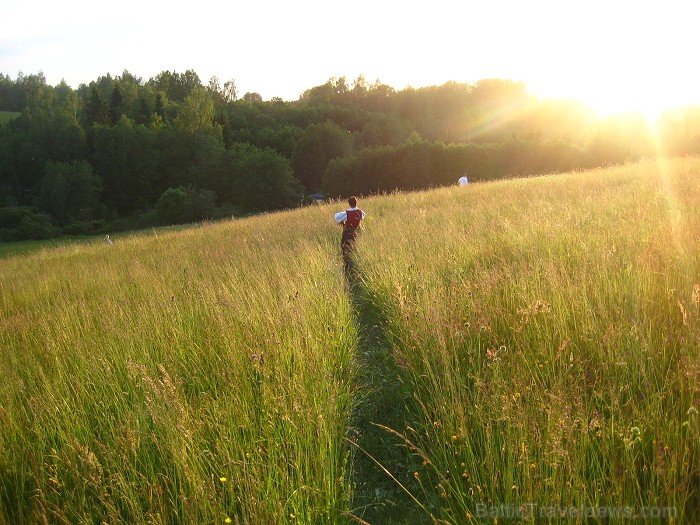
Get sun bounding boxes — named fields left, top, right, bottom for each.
left=526, top=74, right=675, bottom=125
left=513, top=3, right=700, bottom=126
left=576, top=88, right=669, bottom=125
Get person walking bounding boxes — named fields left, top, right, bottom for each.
left=334, top=196, right=365, bottom=268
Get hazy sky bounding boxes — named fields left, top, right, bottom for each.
left=2, top=0, right=698, bottom=118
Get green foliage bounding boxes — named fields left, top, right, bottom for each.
left=255, top=124, right=303, bottom=158
left=148, top=69, right=202, bottom=103
left=224, top=143, right=303, bottom=212
left=323, top=139, right=591, bottom=197
left=36, top=160, right=103, bottom=222
left=0, top=111, right=20, bottom=125
left=90, top=117, right=157, bottom=213
left=16, top=80, right=86, bottom=162
left=155, top=185, right=216, bottom=224
left=155, top=186, right=188, bottom=223
left=174, top=87, right=216, bottom=132
left=3, top=69, right=700, bottom=243
left=108, top=83, right=124, bottom=123
left=85, top=84, right=111, bottom=125
left=357, top=112, right=413, bottom=147
left=0, top=206, right=57, bottom=241
left=0, top=73, right=26, bottom=111
left=291, top=120, right=354, bottom=191
left=152, top=124, right=225, bottom=200
left=242, top=92, right=263, bottom=102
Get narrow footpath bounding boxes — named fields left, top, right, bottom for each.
left=344, top=267, right=431, bottom=525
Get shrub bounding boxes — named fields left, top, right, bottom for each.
left=0, top=206, right=58, bottom=241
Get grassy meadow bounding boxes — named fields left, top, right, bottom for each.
left=0, top=237, right=104, bottom=259
left=1, top=157, right=699, bottom=524
left=0, top=207, right=359, bottom=524
left=354, top=157, right=700, bottom=523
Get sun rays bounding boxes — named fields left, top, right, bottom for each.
left=466, top=95, right=542, bottom=142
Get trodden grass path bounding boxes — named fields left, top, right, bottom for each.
left=344, top=265, right=434, bottom=525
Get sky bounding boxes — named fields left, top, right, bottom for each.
left=2, top=0, right=699, bottom=120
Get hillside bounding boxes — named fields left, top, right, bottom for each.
left=0, top=157, right=698, bottom=524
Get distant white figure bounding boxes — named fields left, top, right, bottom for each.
left=458, top=174, right=469, bottom=187
left=104, top=235, right=113, bottom=244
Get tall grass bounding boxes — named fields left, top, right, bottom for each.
left=354, top=157, right=700, bottom=523
left=0, top=206, right=358, bottom=524
left=2, top=157, right=698, bottom=524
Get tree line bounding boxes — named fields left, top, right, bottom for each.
left=1, top=70, right=699, bottom=241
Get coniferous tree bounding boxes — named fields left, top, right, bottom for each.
left=136, top=95, right=151, bottom=126
left=109, top=83, right=124, bottom=124
left=85, top=84, right=110, bottom=126
left=154, top=93, right=166, bottom=123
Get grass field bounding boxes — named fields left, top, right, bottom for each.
left=1, top=157, right=698, bottom=524
left=0, top=237, right=104, bottom=259
left=0, top=210, right=358, bottom=524
left=353, top=157, right=700, bottom=523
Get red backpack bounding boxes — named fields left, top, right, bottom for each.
left=344, top=209, right=363, bottom=228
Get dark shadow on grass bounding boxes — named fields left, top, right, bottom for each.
left=343, top=256, right=431, bottom=525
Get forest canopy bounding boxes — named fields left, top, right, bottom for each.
left=1, top=70, right=699, bottom=240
